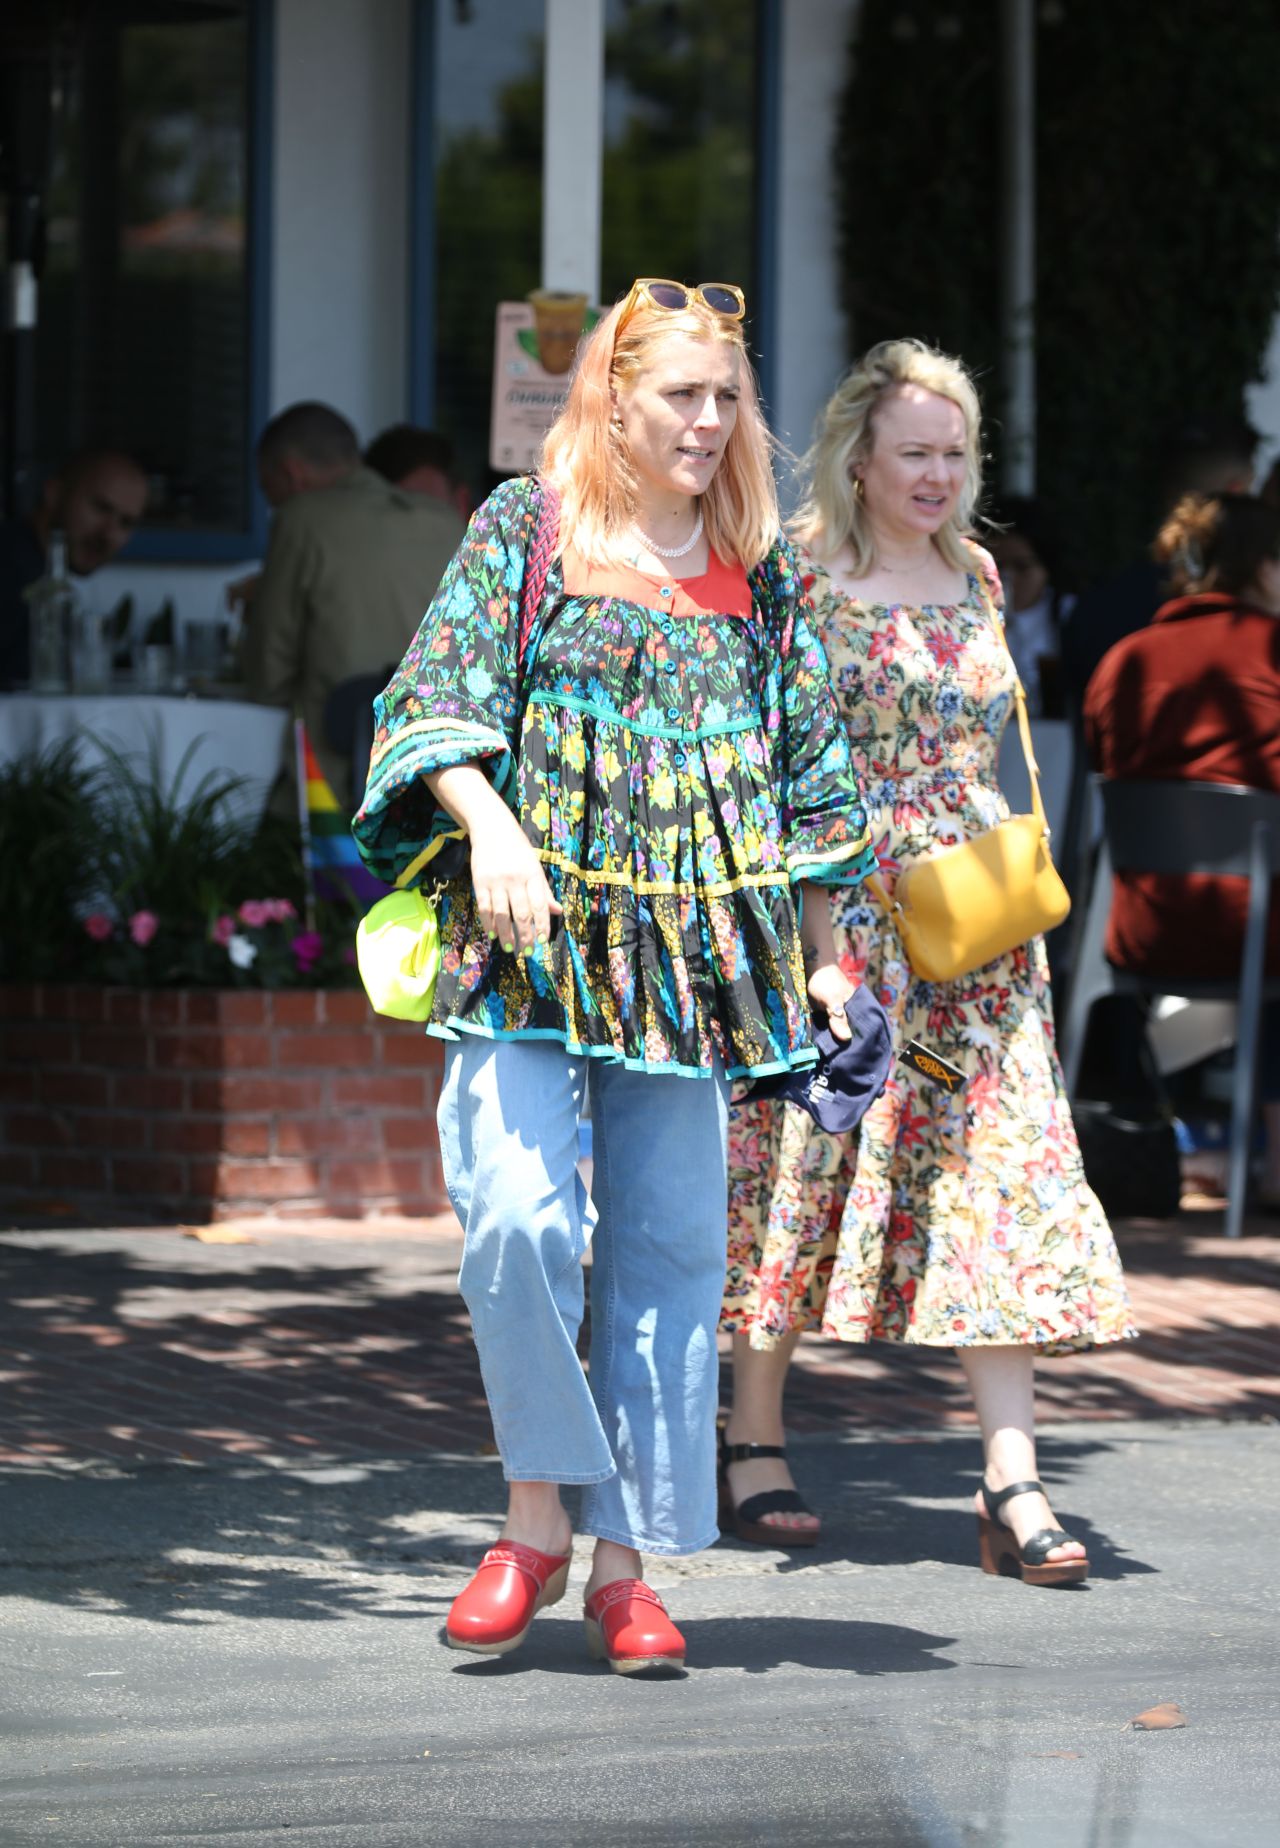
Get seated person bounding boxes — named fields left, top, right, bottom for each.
left=986, top=495, right=1073, bottom=715
left=1084, top=491, right=1280, bottom=1201
left=242, top=402, right=466, bottom=810
left=1062, top=417, right=1258, bottom=709
left=364, top=423, right=473, bottom=521
left=0, top=449, right=148, bottom=689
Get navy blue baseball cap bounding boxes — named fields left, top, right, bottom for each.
left=752, top=985, right=894, bottom=1134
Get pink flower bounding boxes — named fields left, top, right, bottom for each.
left=129, top=910, right=160, bottom=947
left=238, top=899, right=270, bottom=928
left=263, top=898, right=297, bottom=924
left=291, top=929, right=324, bottom=973
left=84, top=913, right=114, bottom=943
left=210, top=914, right=236, bottom=947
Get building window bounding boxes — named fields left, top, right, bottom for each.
left=426, top=0, right=760, bottom=496
left=600, top=1, right=758, bottom=322
left=26, top=0, right=260, bottom=542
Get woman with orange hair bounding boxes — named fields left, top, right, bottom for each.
left=353, top=281, right=875, bottom=1674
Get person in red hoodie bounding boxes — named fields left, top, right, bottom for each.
left=1084, top=491, right=1280, bottom=1200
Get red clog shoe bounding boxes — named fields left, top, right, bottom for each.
left=445, top=1541, right=572, bottom=1656
left=583, top=1579, right=686, bottom=1676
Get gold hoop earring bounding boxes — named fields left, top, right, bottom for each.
left=853, top=476, right=865, bottom=502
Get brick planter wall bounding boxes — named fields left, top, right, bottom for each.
left=0, top=986, right=447, bottom=1221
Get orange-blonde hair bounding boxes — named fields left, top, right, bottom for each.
left=539, top=294, right=779, bottom=569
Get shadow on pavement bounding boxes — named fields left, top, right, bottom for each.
left=0, top=1232, right=493, bottom=1467
left=447, top=1614, right=958, bottom=1679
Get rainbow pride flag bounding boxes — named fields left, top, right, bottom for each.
left=294, top=721, right=387, bottom=907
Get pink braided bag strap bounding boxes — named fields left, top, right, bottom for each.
left=517, top=477, right=561, bottom=672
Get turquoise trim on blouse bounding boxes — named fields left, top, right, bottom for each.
left=429, top=1016, right=819, bottom=1082
left=527, top=691, right=762, bottom=744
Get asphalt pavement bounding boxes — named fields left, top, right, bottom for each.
left=1, top=1220, right=1278, bottom=1846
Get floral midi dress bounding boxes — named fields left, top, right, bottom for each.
left=352, top=478, right=876, bottom=1078
left=722, top=542, right=1136, bottom=1353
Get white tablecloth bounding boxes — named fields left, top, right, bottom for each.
left=0, top=694, right=290, bottom=827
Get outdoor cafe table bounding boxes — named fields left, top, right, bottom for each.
left=0, top=692, right=290, bottom=828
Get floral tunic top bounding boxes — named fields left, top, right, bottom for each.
left=352, top=477, right=876, bottom=1079
left=722, top=541, right=1136, bottom=1352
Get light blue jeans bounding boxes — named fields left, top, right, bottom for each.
left=437, top=1035, right=730, bottom=1556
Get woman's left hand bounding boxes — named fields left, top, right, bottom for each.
left=798, top=879, right=857, bottom=1041
left=806, top=960, right=857, bottom=1042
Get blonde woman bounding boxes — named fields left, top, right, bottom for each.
left=354, top=281, right=875, bottom=1672
left=720, top=340, right=1135, bottom=1585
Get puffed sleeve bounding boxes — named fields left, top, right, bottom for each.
left=352, top=476, right=539, bottom=886
left=751, top=536, right=877, bottom=887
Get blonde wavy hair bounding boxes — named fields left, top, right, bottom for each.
left=791, top=338, right=984, bottom=574
left=539, top=293, right=779, bottom=568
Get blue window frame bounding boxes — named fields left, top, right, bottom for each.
left=30, top=0, right=275, bottom=564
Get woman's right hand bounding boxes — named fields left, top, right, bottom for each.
left=469, top=811, right=563, bottom=955
left=425, top=762, right=563, bottom=954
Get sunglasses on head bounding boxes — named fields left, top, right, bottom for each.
left=617, top=278, right=746, bottom=331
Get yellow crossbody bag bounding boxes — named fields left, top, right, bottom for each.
left=864, top=571, right=1070, bottom=984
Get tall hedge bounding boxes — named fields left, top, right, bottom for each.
left=838, top=0, right=1280, bottom=578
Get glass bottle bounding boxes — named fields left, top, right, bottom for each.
left=26, top=530, right=77, bottom=694
left=72, top=600, right=112, bottom=694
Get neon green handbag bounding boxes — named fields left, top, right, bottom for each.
left=355, top=878, right=443, bottom=1022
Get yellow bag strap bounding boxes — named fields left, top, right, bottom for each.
left=864, top=868, right=897, bottom=916
left=863, top=556, right=1047, bottom=921
left=395, top=829, right=458, bottom=894
left=971, top=564, right=1048, bottom=833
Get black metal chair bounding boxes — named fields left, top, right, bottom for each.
left=1060, top=779, right=1280, bottom=1239
left=322, top=668, right=390, bottom=809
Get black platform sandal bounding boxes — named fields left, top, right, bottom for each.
left=977, top=1478, right=1089, bottom=1586
left=718, top=1428, right=821, bottom=1548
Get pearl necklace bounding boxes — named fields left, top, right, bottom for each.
left=630, top=506, right=704, bottom=560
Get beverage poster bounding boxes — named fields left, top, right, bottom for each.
left=489, top=293, right=599, bottom=473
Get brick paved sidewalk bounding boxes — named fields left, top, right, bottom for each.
left=1, top=1209, right=1277, bottom=1469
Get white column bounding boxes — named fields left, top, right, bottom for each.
left=1000, top=0, right=1036, bottom=494
left=542, top=0, right=604, bottom=299
left=271, top=0, right=409, bottom=435
left=774, top=0, right=863, bottom=489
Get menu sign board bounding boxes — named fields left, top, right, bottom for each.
left=489, top=293, right=599, bottom=473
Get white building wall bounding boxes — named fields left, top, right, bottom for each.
left=773, top=0, right=863, bottom=497
left=270, top=0, right=411, bottom=437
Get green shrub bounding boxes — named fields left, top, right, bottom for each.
left=0, top=741, right=102, bottom=981
left=0, top=738, right=358, bottom=988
